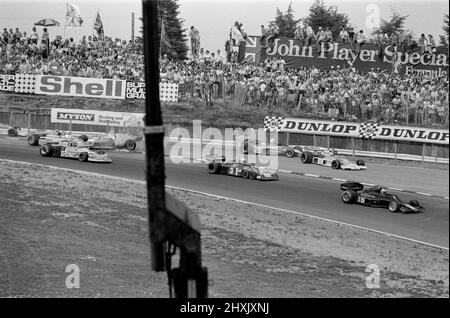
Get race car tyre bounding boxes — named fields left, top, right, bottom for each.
left=356, top=159, right=365, bottom=166
left=341, top=190, right=357, bottom=203
left=7, top=128, right=17, bottom=137
left=300, top=151, right=313, bottom=163
left=28, top=134, right=39, bottom=146
left=124, top=139, right=137, bottom=151
left=331, top=160, right=341, bottom=169
left=40, top=144, right=53, bottom=157
left=241, top=170, right=249, bottom=179
left=207, top=163, right=221, bottom=174
left=286, top=149, right=295, bottom=158
left=79, top=152, right=89, bottom=162
left=388, top=201, right=399, bottom=213
left=249, top=171, right=257, bottom=180
left=78, top=135, right=89, bottom=142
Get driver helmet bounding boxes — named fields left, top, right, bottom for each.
left=380, top=187, right=387, bottom=194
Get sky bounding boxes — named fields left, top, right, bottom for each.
left=0, top=0, right=448, bottom=52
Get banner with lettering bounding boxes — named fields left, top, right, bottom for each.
left=0, top=74, right=15, bottom=92
left=244, top=36, right=448, bottom=77
left=264, top=116, right=449, bottom=145
left=125, top=81, right=179, bottom=102
left=50, top=108, right=144, bottom=127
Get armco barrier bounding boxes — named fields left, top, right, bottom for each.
left=1, top=110, right=448, bottom=163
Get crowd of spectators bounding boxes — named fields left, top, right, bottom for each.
left=0, top=25, right=448, bottom=128
left=160, top=57, right=448, bottom=128
left=0, top=26, right=144, bottom=80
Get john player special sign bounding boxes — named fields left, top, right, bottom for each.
left=244, top=36, right=448, bottom=77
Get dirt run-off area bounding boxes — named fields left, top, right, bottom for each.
left=0, top=161, right=448, bottom=297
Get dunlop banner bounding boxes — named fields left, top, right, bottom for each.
left=35, top=75, right=126, bottom=99
left=50, top=108, right=144, bottom=127
left=264, top=116, right=449, bottom=145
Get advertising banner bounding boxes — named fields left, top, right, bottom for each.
left=0, top=74, right=15, bottom=92
left=125, top=81, right=179, bottom=102
left=35, top=75, right=126, bottom=99
left=14, top=74, right=36, bottom=93
left=264, top=116, right=449, bottom=145
left=50, top=108, right=144, bottom=127
left=244, top=36, right=448, bottom=77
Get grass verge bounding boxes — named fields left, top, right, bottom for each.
left=0, top=161, right=448, bottom=297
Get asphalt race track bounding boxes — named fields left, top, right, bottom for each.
left=0, top=141, right=448, bottom=248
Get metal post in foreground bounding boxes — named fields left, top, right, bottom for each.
left=27, top=111, right=31, bottom=136
left=142, top=0, right=207, bottom=298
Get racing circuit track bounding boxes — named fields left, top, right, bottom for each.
left=0, top=140, right=448, bottom=249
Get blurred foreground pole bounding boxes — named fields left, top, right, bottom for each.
left=142, top=0, right=207, bottom=298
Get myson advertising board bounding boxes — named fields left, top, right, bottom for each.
left=51, top=108, right=144, bottom=127
left=264, top=117, right=449, bottom=145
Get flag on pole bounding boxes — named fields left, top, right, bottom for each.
left=65, top=3, right=83, bottom=27
left=93, top=10, right=104, bottom=39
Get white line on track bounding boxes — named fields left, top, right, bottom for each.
left=278, top=170, right=293, bottom=174
left=388, top=187, right=404, bottom=192
left=416, top=192, right=432, bottom=196
left=1, top=158, right=448, bottom=251
left=304, top=174, right=320, bottom=178
left=332, top=178, right=347, bottom=182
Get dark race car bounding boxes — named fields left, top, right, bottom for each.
left=340, top=182, right=424, bottom=213
left=206, top=156, right=279, bottom=181
left=243, top=138, right=302, bottom=158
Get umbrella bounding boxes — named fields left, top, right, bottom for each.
left=34, top=19, right=60, bottom=27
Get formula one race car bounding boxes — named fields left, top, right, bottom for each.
left=0, top=123, right=28, bottom=137
left=243, top=138, right=302, bottom=158
left=28, top=130, right=87, bottom=146
left=206, top=156, right=279, bottom=181
left=299, top=147, right=366, bottom=170
left=87, top=133, right=143, bottom=151
left=39, top=139, right=112, bottom=163
left=340, top=182, right=424, bottom=213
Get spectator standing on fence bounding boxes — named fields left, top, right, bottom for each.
left=339, top=28, right=349, bottom=43
left=427, top=34, right=436, bottom=53
left=42, top=28, right=50, bottom=51
left=374, top=30, right=384, bottom=58
left=260, top=25, right=267, bottom=46
left=355, top=30, right=366, bottom=55
left=265, top=23, right=279, bottom=49
left=348, top=28, right=355, bottom=49
left=305, top=23, right=315, bottom=47
left=189, top=26, right=200, bottom=57
left=316, top=27, right=325, bottom=52
left=294, top=24, right=305, bottom=46
left=29, top=27, right=39, bottom=44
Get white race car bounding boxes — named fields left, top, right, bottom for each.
left=87, top=133, right=143, bottom=151
left=0, top=123, right=29, bottom=137
left=28, top=130, right=86, bottom=146
left=39, top=139, right=112, bottom=163
left=299, top=147, right=367, bottom=170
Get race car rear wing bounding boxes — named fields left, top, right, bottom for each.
left=340, top=182, right=364, bottom=192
